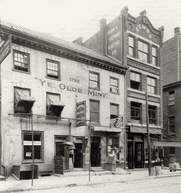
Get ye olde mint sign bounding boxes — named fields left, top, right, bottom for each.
left=0, top=35, right=11, bottom=64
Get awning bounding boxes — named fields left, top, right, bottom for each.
left=15, top=88, right=36, bottom=113
left=153, top=140, right=181, bottom=147
left=47, top=94, right=65, bottom=117
left=130, top=126, right=161, bottom=135
left=93, top=126, right=123, bottom=132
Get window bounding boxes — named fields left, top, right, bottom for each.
left=169, top=116, right=175, bottom=133
left=147, top=77, right=156, bottom=94
left=110, top=103, right=119, bottom=119
left=138, top=41, right=148, bottom=63
left=148, top=105, right=156, bottom=124
left=46, top=93, right=64, bottom=117
left=131, top=102, right=141, bottom=122
left=14, top=87, right=35, bottom=114
left=128, top=36, right=134, bottom=56
left=168, top=90, right=175, bottom=106
left=23, top=132, right=43, bottom=161
left=110, top=77, right=119, bottom=94
left=89, top=71, right=99, bottom=89
left=152, top=46, right=158, bottom=66
left=13, top=50, right=30, bottom=72
left=169, top=147, right=175, bottom=155
left=90, top=100, right=99, bottom=123
left=130, top=71, right=141, bottom=90
left=46, top=59, right=60, bottom=79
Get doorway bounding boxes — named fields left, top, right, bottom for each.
left=135, top=142, right=144, bottom=168
left=74, top=143, right=83, bottom=168
left=91, top=137, right=101, bottom=167
left=128, top=142, right=133, bottom=169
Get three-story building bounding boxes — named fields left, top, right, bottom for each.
left=0, top=20, right=127, bottom=177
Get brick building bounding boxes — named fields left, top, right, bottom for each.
left=0, top=20, right=127, bottom=177
left=162, top=28, right=181, bottom=166
left=82, top=7, right=164, bottom=168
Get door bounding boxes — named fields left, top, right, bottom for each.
left=91, top=137, right=101, bottom=167
left=74, top=143, right=83, bottom=168
left=135, top=142, right=144, bottom=168
left=128, top=142, right=133, bottom=169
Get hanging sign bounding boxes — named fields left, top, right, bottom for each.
left=0, top=35, right=11, bottom=64
left=76, top=101, right=86, bottom=127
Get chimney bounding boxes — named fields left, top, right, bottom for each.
left=73, top=37, right=83, bottom=45
left=174, top=27, right=180, bottom=37
left=140, top=10, right=147, bottom=16
left=100, top=18, right=106, bottom=31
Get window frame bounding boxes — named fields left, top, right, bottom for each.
left=89, top=71, right=100, bottom=90
left=169, top=147, right=175, bottom=155
left=90, top=100, right=100, bottom=124
left=110, top=77, right=119, bottom=94
left=168, top=90, right=175, bottom=106
left=46, top=92, right=61, bottom=118
left=22, top=131, right=44, bottom=162
left=168, top=116, right=175, bottom=133
left=128, top=36, right=135, bottom=57
left=147, top=76, right=156, bottom=94
left=110, top=103, right=119, bottom=119
left=148, top=105, right=157, bottom=125
left=138, top=40, right=149, bottom=63
left=131, top=102, right=141, bottom=122
left=152, top=46, right=158, bottom=66
left=130, top=71, right=141, bottom=90
left=46, top=59, right=60, bottom=80
left=14, top=87, right=33, bottom=114
left=13, top=50, right=30, bottom=73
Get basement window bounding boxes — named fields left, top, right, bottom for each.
left=14, top=87, right=35, bottom=114
left=46, top=93, right=65, bottom=117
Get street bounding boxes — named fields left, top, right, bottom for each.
left=20, top=176, right=181, bottom=193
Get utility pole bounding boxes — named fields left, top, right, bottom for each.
left=31, top=114, right=34, bottom=186
left=146, top=92, right=151, bottom=176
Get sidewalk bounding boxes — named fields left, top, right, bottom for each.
left=0, top=168, right=181, bottom=192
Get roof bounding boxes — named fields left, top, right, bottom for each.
left=1, top=20, right=128, bottom=71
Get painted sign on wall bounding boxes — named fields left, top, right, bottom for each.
left=76, top=101, right=86, bottom=127
left=107, top=17, right=122, bottom=62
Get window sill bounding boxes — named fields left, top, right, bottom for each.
left=127, top=55, right=160, bottom=69
left=109, top=91, right=120, bottom=95
left=22, top=160, right=44, bottom=164
left=12, top=69, right=31, bottom=75
left=88, top=87, right=100, bottom=91
left=46, top=76, right=61, bottom=81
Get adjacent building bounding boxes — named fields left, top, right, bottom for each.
left=162, top=27, right=181, bottom=167
left=0, top=20, right=128, bottom=177
left=82, top=7, right=164, bottom=169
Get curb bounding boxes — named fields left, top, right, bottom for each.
left=1, top=172, right=181, bottom=192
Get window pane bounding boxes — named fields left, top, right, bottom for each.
left=47, top=60, right=59, bottom=79
left=89, top=72, right=99, bottom=89
left=90, top=100, right=99, bottom=123
left=14, top=51, right=29, bottom=72
left=110, top=78, right=119, bottom=94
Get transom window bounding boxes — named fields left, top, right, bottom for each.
left=138, top=41, right=148, bottom=63
left=90, top=100, right=99, bottom=123
left=128, top=36, right=134, bottom=56
left=46, top=59, right=60, bottom=79
left=131, top=102, right=141, bottom=122
left=148, top=105, right=156, bottom=125
left=89, top=71, right=99, bottom=89
left=130, top=71, right=141, bottom=90
left=152, top=46, right=158, bottom=66
left=23, top=132, right=43, bottom=161
left=147, top=77, right=156, bottom=94
left=110, top=77, right=119, bottom=94
left=13, top=50, right=29, bottom=72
